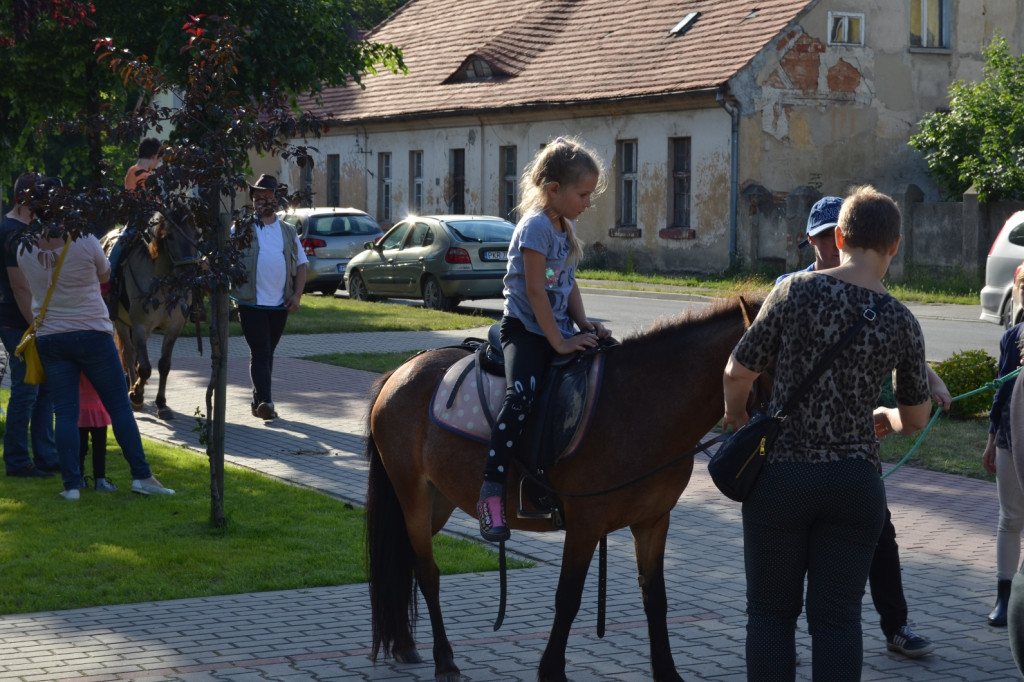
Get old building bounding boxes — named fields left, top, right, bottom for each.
left=282, top=0, right=1017, bottom=273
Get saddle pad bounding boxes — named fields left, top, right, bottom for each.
left=429, top=351, right=604, bottom=462
left=429, top=354, right=504, bottom=444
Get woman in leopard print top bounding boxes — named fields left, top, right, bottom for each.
left=722, top=185, right=933, bottom=681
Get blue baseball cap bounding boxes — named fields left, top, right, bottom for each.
left=799, top=196, right=843, bottom=248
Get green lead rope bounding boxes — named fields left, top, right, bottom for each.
left=882, top=366, right=1022, bottom=480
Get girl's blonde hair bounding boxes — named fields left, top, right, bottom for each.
left=516, top=136, right=606, bottom=265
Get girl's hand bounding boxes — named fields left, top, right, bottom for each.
left=555, top=332, right=599, bottom=355
left=591, top=320, right=611, bottom=339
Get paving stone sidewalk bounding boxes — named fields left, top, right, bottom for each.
left=0, top=328, right=1019, bottom=681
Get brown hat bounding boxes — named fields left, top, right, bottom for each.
left=247, top=174, right=281, bottom=196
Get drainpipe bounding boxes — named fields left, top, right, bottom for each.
left=716, top=91, right=740, bottom=271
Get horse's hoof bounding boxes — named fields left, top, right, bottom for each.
left=394, top=648, right=423, bottom=664
left=130, top=400, right=144, bottom=412
left=436, top=673, right=462, bottom=682
left=156, top=407, right=174, bottom=420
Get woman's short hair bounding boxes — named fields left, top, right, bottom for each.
left=837, top=185, right=901, bottom=253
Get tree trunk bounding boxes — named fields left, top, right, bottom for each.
left=206, top=196, right=230, bottom=527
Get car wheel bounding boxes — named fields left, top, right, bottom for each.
left=1003, top=296, right=1015, bottom=329
left=422, top=275, right=457, bottom=311
left=348, top=272, right=376, bottom=302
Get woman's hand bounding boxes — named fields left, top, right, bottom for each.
left=721, top=409, right=749, bottom=434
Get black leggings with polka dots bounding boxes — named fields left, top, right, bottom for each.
left=483, top=316, right=555, bottom=485
left=742, top=458, right=886, bottom=681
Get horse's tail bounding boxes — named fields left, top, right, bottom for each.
left=365, top=370, right=418, bottom=661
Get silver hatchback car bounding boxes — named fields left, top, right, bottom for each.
left=981, top=210, right=1024, bottom=327
left=278, top=207, right=384, bottom=295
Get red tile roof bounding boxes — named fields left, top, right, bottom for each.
left=310, top=0, right=813, bottom=122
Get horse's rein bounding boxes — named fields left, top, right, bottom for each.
left=520, top=431, right=730, bottom=499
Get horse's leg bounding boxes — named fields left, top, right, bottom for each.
left=405, top=490, right=460, bottom=681
left=129, top=321, right=152, bottom=410
left=631, top=515, right=683, bottom=682
left=538, top=529, right=600, bottom=682
left=154, top=314, right=184, bottom=420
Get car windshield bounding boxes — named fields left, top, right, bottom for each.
left=308, top=214, right=380, bottom=237
left=445, top=219, right=514, bottom=243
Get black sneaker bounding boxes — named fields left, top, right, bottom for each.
left=886, top=624, right=935, bottom=658
left=7, top=464, right=53, bottom=478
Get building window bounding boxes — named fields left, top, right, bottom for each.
left=828, top=11, right=864, bottom=46
left=671, top=138, right=691, bottom=228
left=910, top=0, right=950, bottom=49
left=449, top=148, right=465, bottom=214
left=500, top=145, right=517, bottom=222
left=618, top=140, right=638, bottom=227
left=327, top=154, right=340, bottom=207
left=410, top=150, right=423, bottom=214
left=300, top=163, right=313, bottom=207
left=377, top=152, right=391, bottom=223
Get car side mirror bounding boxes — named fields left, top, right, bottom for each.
left=364, top=241, right=377, bottom=251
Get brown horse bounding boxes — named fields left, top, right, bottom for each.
left=365, top=295, right=763, bottom=682
left=102, top=211, right=199, bottom=419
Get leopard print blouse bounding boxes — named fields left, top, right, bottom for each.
left=733, top=273, right=931, bottom=466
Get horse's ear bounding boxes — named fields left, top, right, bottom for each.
left=738, top=296, right=755, bottom=328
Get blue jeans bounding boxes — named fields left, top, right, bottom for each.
left=0, top=326, right=57, bottom=473
left=36, top=330, right=152, bottom=490
left=743, top=459, right=886, bottom=682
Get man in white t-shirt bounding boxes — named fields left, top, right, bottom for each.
left=231, top=174, right=307, bottom=420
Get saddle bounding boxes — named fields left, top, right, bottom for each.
left=430, top=324, right=616, bottom=527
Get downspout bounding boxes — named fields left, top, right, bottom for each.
left=716, top=91, right=740, bottom=271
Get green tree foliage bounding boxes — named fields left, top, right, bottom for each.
left=910, top=35, right=1024, bottom=202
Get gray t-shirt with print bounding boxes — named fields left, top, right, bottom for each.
left=502, top=209, right=576, bottom=338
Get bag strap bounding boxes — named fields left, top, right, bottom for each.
left=32, top=237, right=71, bottom=328
left=776, top=294, right=893, bottom=420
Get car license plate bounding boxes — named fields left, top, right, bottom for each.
left=482, top=250, right=507, bottom=262
left=337, top=264, right=346, bottom=273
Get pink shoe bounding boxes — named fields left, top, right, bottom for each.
left=477, top=494, right=510, bottom=542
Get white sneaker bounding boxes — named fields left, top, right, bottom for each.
left=132, top=479, right=175, bottom=495
left=59, top=488, right=80, bottom=501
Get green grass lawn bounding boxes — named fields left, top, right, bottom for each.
left=0, top=435, right=527, bottom=616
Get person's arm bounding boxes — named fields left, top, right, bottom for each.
left=286, top=263, right=306, bottom=312
left=566, top=281, right=609, bottom=339
left=722, top=354, right=760, bottom=432
left=523, top=248, right=596, bottom=355
left=7, top=265, right=34, bottom=324
left=926, top=366, right=951, bottom=411
left=873, top=401, right=931, bottom=437
left=983, top=432, right=998, bottom=474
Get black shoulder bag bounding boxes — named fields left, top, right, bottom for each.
left=708, top=295, right=893, bottom=502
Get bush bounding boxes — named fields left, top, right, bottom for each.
left=932, top=349, right=998, bottom=419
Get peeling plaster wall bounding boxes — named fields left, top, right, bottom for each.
left=730, top=0, right=1024, bottom=270
left=293, top=106, right=734, bottom=272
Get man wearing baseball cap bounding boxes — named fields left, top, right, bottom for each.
left=774, top=194, right=947, bottom=660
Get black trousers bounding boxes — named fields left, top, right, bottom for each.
left=237, top=305, right=289, bottom=407
left=868, top=507, right=908, bottom=638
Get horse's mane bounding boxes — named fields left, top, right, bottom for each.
left=618, top=293, right=764, bottom=349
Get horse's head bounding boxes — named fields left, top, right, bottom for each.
left=149, top=210, right=199, bottom=267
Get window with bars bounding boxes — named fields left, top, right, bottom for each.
left=449, top=149, right=465, bottom=214
left=671, top=138, right=691, bottom=228
left=500, top=145, right=517, bottom=222
left=618, top=140, right=638, bottom=227
left=377, top=152, right=391, bottom=223
left=327, top=154, right=340, bottom=207
left=410, top=150, right=423, bottom=214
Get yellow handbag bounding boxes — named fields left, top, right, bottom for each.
left=15, top=238, right=70, bottom=385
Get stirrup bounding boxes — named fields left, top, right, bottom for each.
left=517, top=476, right=553, bottom=520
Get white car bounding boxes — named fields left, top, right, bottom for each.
left=981, top=210, right=1024, bottom=327
left=278, top=207, right=384, bottom=296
